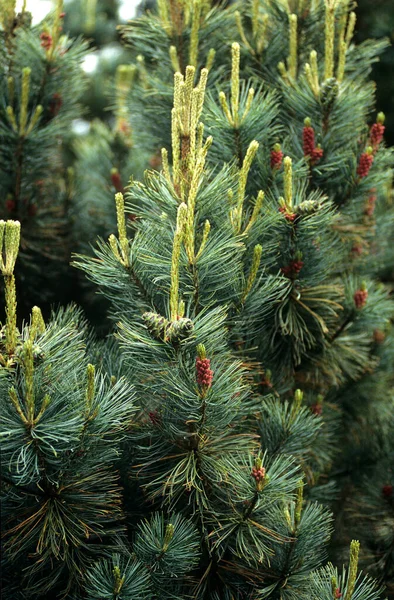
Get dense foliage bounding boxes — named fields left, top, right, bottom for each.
left=1, top=1, right=393, bottom=599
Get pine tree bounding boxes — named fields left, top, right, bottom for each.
left=0, top=0, right=89, bottom=312
left=1, top=0, right=394, bottom=598
left=0, top=0, right=140, bottom=320
left=60, top=1, right=152, bottom=326
left=62, top=0, right=132, bottom=123
left=0, top=220, right=136, bottom=599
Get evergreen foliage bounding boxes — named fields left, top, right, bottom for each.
left=0, top=1, right=88, bottom=311
left=62, top=0, right=132, bottom=123
left=356, top=0, right=394, bottom=146
left=1, top=0, right=394, bottom=599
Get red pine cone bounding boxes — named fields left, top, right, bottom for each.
left=351, top=245, right=363, bottom=256
left=118, top=118, right=131, bottom=137
left=149, top=153, right=162, bottom=170
left=354, top=288, right=368, bottom=309
left=281, top=265, right=291, bottom=277
left=251, top=466, right=266, bottom=482
left=311, top=146, right=324, bottom=163
left=370, top=122, right=385, bottom=150
left=373, top=329, right=385, bottom=344
left=49, top=93, right=62, bottom=116
left=40, top=32, right=52, bottom=50
left=279, top=206, right=296, bottom=221
left=5, top=198, right=15, bottom=212
left=335, top=589, right=342, bottom=599
left=357, top=152, right=373, bottom=178
left=260, top=376, right=273, bottom=389
left=281, top=260, right=304, bottom=278
left=110, top=170, right=124, bottom=193
left=270, top=148, right=284, bottom=170
left=303, top=126, right=315, bottom=157
left=382, top=484, right=393, bottom=499
left=292, top=260, right=304, bottom=275
left=196, top=357, right=213, bottom=387
left=310, top=403, right=323, bottom=416
left=303, top=122, right=323, bottom=164
left=149, top=410, right=160, bottom=425
left=364, top=193, right=377, bottom=216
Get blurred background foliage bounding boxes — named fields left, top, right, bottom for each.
left=356, top=0, right=394, bottom=145
left=63, top=0, right=394, bottom=142
left=4, top=0, right=392, bottom=324
left=21, top=0, right=394, bottom=138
